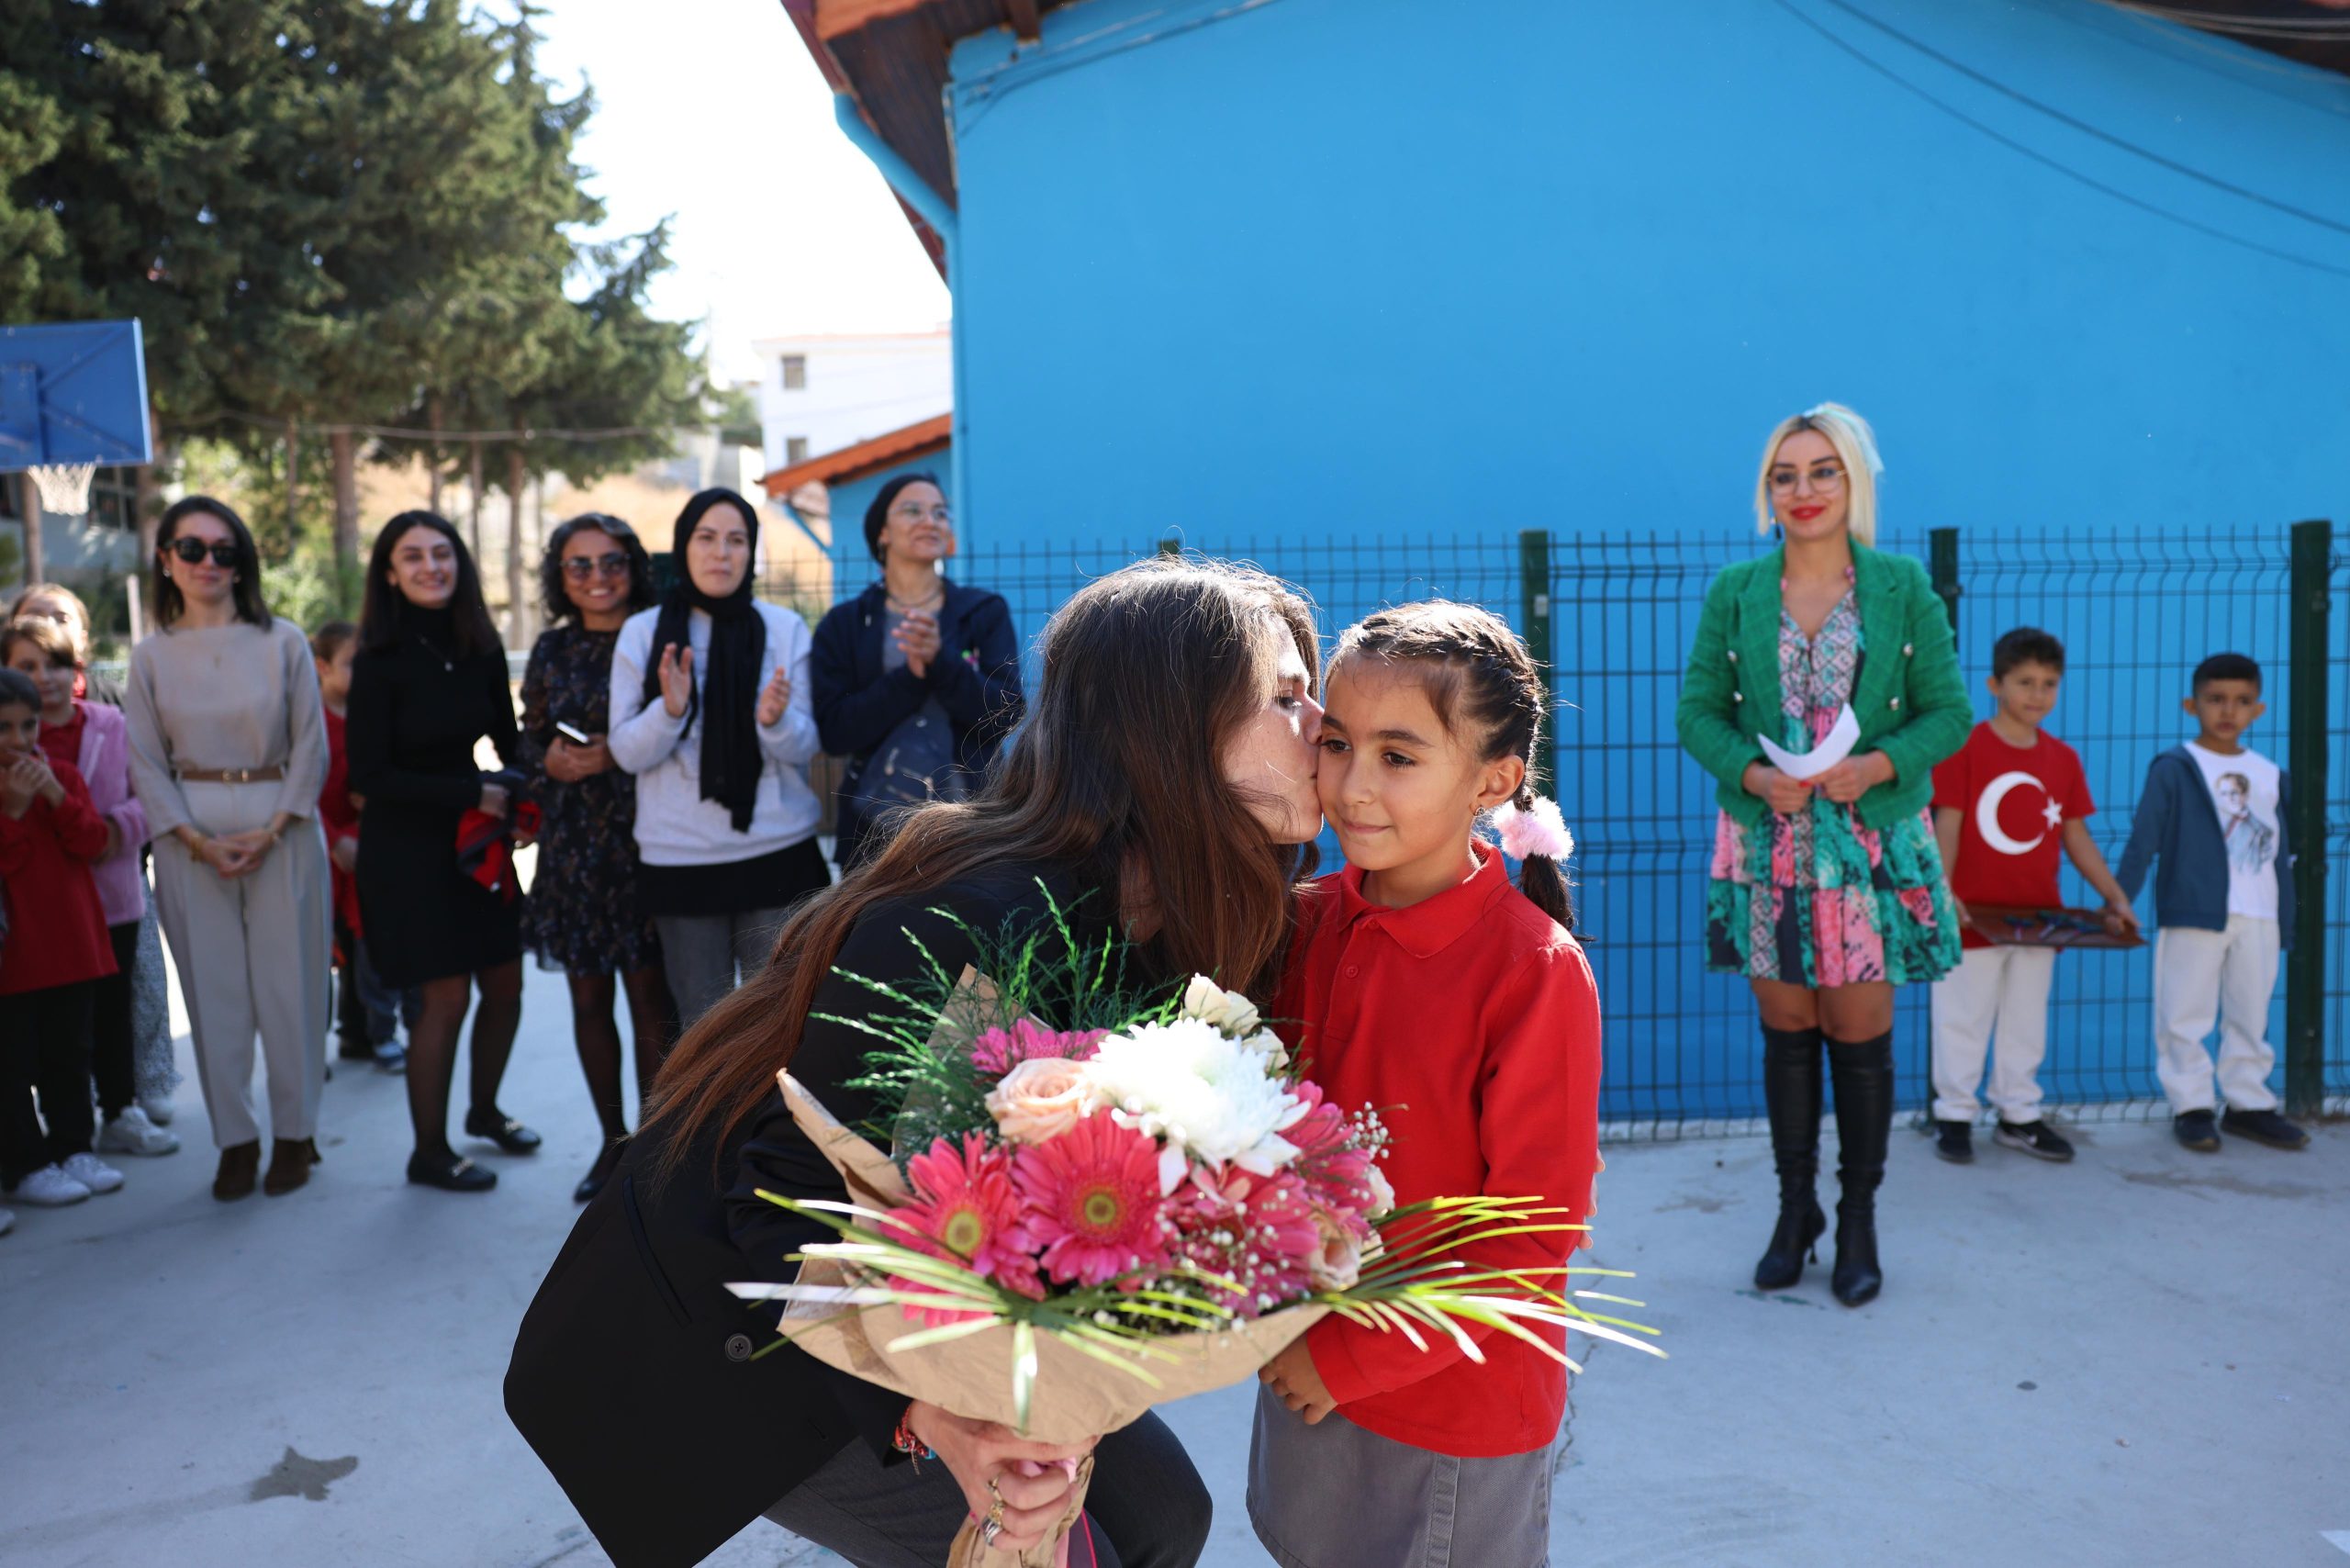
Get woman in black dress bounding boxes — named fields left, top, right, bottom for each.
left=520, top=514, right=674, bottom=1204
left=349, top=511, right=537, bottom=1193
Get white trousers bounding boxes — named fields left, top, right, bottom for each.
left=150, top=780, right=333, bottom=1149
left=1930, top=944, right=2056, bottom=1123
left=2153, top=917, right=2281, bottom=1114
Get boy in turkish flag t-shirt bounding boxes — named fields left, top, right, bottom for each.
left=1928, top=628, right=2136, bottom=1165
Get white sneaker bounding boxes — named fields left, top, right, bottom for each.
left=13, top=1164, right=91, bottom=1205
left=136, top=1093, right=175, bottom=1126
left=98, top=1105, right=181, bottom=1157
left=61, top=1152, right=125, bottom=1194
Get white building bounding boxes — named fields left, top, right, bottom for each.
left=751, top=329, right=951, bottom=476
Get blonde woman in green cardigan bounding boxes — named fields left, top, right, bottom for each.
left=1675, top=403, right=1968, bottom=1307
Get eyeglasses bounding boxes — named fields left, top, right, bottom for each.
left=561, top=553, right=631, bottom=580
left=1767, top=463, right=1847, bottom=495
left=891, top=502, right=951, bottom=525
left=166, top=538, right=240, bottom=567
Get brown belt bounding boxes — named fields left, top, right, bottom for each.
left=174, top=766, right=285, bottom=784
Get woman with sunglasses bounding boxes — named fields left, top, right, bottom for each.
left=125, top=496, right=333, bottom=1200
left=610, top=488, right=826, bottom=1030
left=520, top=515, right=675, bottom=1203
left=810, top=473, right=1023, bottom=871
left=1675, top=403, right=1969, bottom=1307
left=349, top=511, right=533, bottom=1193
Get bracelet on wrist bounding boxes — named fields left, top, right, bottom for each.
left=890, top=1405, right=935, bottom=1469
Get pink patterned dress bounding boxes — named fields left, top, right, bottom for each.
left=1705, top=579, right=1959, bottom=987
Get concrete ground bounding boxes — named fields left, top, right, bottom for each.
left=4, top=957, right=2346, bottom=1568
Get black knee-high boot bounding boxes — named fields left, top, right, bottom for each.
left=1826, top=1029, right=1895, bottom=1307
left=1755, top=1025, right=1828, bottom=1291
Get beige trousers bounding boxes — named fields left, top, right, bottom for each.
left=150, top=780, right=332, bottom=1149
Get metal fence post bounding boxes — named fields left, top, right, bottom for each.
left=2286, top=519, right=2331, bottom=1115
left=1518, top=529, right=1554, bottom=794
left=1929, top=526, right=1961, bottom=640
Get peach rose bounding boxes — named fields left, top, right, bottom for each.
left=1307, top=1209, right=1362, bottom=1292
left=1361, top=1162, right=1396, bottom=1220
left=985, top=1057, right=1096, bottom=1145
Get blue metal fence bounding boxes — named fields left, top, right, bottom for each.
left=792, top=525, right=2348, bottom=1137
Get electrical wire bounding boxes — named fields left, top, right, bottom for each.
left=1815, top=0, right=2350, bottom=239
left=1767, top=0, right=2350, bottom=280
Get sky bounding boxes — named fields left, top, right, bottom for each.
left=529, top=0, right=953, bottom=386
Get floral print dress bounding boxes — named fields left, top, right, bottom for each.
left=1705, top=577, right=1959, bottom=987
left=519, top=624, right=662, bottom=976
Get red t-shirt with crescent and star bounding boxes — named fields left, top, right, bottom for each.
left=1931, top=722, right=2095, bottom=949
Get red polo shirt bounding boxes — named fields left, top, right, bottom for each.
left=0, top=756, right=118, bottom=994
left=1275, top=838, right=1602, bottom=1458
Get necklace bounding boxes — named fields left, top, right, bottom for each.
left=886, top=587, right=945, bottom=613
left=413, top=630, right=456, bottom=671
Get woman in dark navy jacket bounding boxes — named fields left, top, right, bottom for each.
left=810, top=474, right=1023, bottom=869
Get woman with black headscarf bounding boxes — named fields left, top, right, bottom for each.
left=610, top=488, right=826, bottom=1028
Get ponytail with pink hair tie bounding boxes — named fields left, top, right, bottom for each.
left=1490, top=793, right=1574, bottom=862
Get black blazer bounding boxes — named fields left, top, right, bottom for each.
left=505, top=860, right=1112, bottom=1568
left=810, top=580, right=1024, bottom=869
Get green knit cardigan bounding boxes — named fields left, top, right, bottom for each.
left=1674, top=541, right=1971, bottom=831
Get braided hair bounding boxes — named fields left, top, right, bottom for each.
left=1329, top=601, right=1574, bottom=928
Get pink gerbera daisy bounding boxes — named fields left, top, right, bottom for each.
left=1012, top=1113, right=1169, bottom=1287
left=1167, top=1162, right=1320, bottom=1316
left=969, top=1018, right=1110, bottom=1077
left=886, top=1134, right=1043, bottom=1323
left=1283, top=1082, right=1378, bottom=1235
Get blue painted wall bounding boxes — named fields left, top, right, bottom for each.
left=945, top=0, right=2350, bottom=547
left=898, top=0, right=2350, bottom=1119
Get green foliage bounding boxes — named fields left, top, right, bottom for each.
left=1, top=0, right=710, bottom=569
left=823, top=890, right=1155, bottom=1156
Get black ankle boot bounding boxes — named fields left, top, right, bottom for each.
left=1827, top=1030, right=1895, bottom=1307
left=1755, top=1025, right=1828, bottom=1291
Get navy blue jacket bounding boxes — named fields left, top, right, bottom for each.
left=809, top=579, right=1024, bottom=868
left=2114, top=745, right=2294, bottom=949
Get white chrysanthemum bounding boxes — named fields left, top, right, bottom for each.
left=1082, top=1017, right=1309, bottom=1192
left=1234, top=1029, right=1291, bottom=1070
left=1179, top=975, right=1263, bottom=1039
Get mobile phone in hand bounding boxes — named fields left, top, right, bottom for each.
left=555, top=721, right=594, bottom=746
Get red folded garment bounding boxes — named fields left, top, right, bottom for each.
left=455, top=801, right=542, bottom=902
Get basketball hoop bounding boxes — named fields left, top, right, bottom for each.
left=28, top=463, right=96, bottom=516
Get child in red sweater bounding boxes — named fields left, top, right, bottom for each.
left=314, top=621, right=408, bottom=1074
left=1251, top=602, right=1601, bottom=1568
left=0, top=666, right=125, bottom=1208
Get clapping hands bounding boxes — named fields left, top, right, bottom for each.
left=891, top=610, right=942, bottom=679
left=0, top=753, right=46, bottom=818
left=656, top=642, right=695, bottom=719
left=755, top=664, right=792, bottom=728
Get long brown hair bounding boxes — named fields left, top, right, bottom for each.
left=644, top=554, right=1322, bottom=1168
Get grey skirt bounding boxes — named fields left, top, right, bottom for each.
left=1247, top=1385, right=1556, bottom=1568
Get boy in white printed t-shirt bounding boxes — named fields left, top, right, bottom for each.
left=2114, top=653, right=2310, bottom=1153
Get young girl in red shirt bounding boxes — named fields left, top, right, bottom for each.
left=1250, top=601, right=1601, bottom=1568
left=0, top=665, right=125, bottom=1209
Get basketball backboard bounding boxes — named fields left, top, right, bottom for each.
left=0, top=319, right=153, bottom=472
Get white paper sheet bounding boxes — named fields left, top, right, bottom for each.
left=1758, top=703, right=1861, bottom=781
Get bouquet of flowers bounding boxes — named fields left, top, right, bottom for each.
left=731, top=896, right=1658, bottom=1564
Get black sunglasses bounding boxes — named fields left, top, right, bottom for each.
left=166, top=538, right=240, bottom=567
left=561, top=552, right=632, bottom=580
